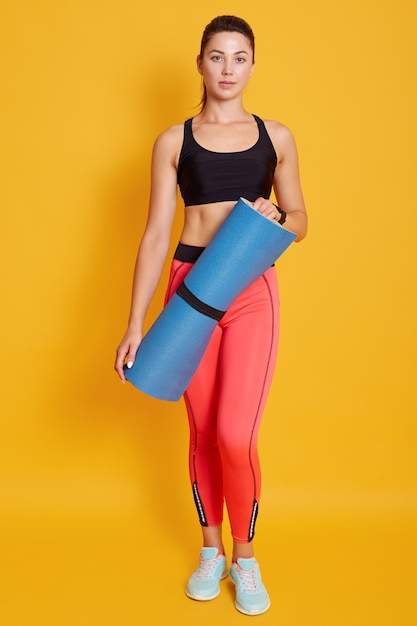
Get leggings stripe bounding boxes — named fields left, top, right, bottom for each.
left=192, top=481, right=208, bottom=526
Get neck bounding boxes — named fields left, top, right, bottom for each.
left=198, top=99, right=251, bottom=124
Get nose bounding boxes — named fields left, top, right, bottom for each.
left=222, top=60, right=233, bottom=75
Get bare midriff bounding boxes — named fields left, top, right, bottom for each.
left=180, top=201, right=237, bottom=247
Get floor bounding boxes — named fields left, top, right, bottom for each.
left=2, top=496, right=416, bottom=626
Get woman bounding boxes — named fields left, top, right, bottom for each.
left=115, top=15, right=307, bottom=616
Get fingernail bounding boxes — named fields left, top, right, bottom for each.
left=127, top=361, right=133, bottom=369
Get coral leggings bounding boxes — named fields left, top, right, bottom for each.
left=165, top=246, right=280, bottom=542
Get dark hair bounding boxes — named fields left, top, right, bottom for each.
left=198, top=15, right=255, bottom=111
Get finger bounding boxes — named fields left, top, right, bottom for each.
left=125, top=354, right=135, bottom=369
left=254, top=198, right=274, bottom=215
left=114, top=348, right=128, bottom=383
left=125, top=341, right=141, bottom=371
left=252, top=197, right=264, bottom=211
left=259, top=204, right=273, bottom=216
left=257, top=201, right=278, bottom=220
left=266, top=207, right=278, bottom=220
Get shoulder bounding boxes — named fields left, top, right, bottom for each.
left=153, top=122, right=185, bottom=151
left=262, top=119, right=296, bottom=146
left=152, top=122, right=187, bottom=166
left=261, top=119, right=298, bottom=162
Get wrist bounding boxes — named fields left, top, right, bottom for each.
left=273, top=203, right=287, bottom=225
left=127, top=317, right=143, bottom=330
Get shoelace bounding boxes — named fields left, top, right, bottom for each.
left=196, top=556, right=218, bottom=578
left=237, top=567, right=258, bottom=591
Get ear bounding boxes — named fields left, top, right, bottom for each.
left=196, top=54, right=203, bottom=75
left=249, top=62, right=255, bottom=77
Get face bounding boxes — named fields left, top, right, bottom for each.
left=197, top=31, right=255, bottom=102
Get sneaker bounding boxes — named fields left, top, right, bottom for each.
left=186, top=547, right=228, bottom=601
left=229, top=557, right=271, bottom=615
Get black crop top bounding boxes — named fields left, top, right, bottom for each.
left=177, top=115, right=277, bottom=206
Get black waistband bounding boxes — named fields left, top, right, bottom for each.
left=174, top=243, right=205, bottom=263
left=174, top=242, right=275, bottom=268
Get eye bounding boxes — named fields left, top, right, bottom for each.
left=211, top=55, right=222, bottom=62
left=236, top=57, right=246, bottom=63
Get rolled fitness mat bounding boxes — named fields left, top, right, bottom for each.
left=124, top=197, right=296, bottom=401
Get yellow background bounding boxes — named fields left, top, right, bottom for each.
left=1, top=0, right=416, bottom=624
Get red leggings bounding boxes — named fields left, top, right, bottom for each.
left=165, top=250, right=280, bottom=543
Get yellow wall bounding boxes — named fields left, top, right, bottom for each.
left=1, top=1, right=416, bottom=624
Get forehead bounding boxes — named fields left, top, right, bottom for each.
left=205, top=31, right=252, bottom=52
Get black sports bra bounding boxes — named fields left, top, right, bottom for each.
left=177, top=115, right=277, bottom=206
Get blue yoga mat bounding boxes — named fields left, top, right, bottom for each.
left=125, top=197, right=296, bottom=401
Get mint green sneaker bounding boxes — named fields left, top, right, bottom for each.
left=186, top=547, right=228, bottom=601
left=229, top=557, right=271, bottom=615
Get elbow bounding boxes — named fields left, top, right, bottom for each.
left=295, top=225, right=308, bottom=243
left=288, top=212, right=308, bottom=243
left=140, top=229, right=171, bottom=260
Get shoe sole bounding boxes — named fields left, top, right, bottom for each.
left=185, top=571, right=229, bottom=602
left=185, top=589, right=220, bottom=601
left=234, top=599, right=271, bottom=615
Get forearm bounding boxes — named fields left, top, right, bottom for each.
left=282, top=209, right=308, bottom=243
left=127, top=232, right=170, bottom=328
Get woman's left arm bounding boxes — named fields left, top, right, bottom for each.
left=254, top=122, right=308, bottom=242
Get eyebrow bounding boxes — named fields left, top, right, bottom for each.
left=208, top=49, right=249, bottom=55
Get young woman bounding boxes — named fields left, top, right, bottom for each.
left=115, top=15, right=307, bottom=616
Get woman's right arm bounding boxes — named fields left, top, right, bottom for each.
left=114, top=126, right=181, bottom=382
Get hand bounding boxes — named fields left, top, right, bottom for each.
left=114, top=325, right=143, bottom=383
left=253, top=197, right=280, bottom=222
